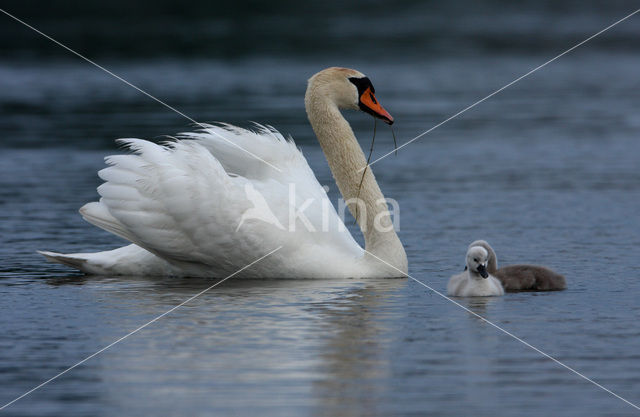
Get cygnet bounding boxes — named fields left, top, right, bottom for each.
left=448, top=245, right=505, bottom=297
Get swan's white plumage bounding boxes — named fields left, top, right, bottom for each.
left=44, top=124, right=373, bottom=278
left=41, top=67, right=408, bottom=278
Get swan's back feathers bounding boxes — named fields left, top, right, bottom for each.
left=179, top=123, right=308, bottom=181
left=66, top=123, right=362, bottom=277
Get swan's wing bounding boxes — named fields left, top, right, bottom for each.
left=187, top=124, right=359, bottom=246
left=82, top=125, right=361, bottom=274
left=85, top=139, right=244, bottom=268
left=180, top=124, right=337, bottom=222
left=181, top=123, right=310, bottom=182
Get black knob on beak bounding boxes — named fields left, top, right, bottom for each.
left=477, top=264, right=489, bottom=278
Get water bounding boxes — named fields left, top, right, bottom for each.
left=2, top=3, right=640, bottom=416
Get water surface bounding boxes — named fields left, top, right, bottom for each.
left=1, top=5, right=640, bottom=416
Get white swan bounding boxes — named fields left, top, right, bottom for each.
left=468, top=240, right=566, bottom=291
left=39, top=67, right=408, bottom=278
left=447, top=245, right=504, bottom=297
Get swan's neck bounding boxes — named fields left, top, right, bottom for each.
left=482, top=243, right=498, bottom=273
left=469, top=240, right=498, bottom=273
left=305, top=92, right=406, bottom=271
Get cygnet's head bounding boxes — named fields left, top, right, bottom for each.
left=305, top=67, right=394, bottom=124
left=466, top=246, right=489, bottom=279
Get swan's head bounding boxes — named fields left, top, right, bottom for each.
left=306, top=67, right=394, bottom=124
left=466, top=246, right=489, bottom=279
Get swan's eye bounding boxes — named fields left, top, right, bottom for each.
left=473, top=258, right=478, bottom=262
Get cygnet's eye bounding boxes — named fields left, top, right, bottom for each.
left=473, top=258, right=478, bottom=263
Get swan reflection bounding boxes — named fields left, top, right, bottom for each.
left=44, top=276, right=406, bottom=414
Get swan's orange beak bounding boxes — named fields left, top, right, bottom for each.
left=359, top=87, right=394, bottom=125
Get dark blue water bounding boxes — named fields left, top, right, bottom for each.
left=1, top=3, right=640, bottom=416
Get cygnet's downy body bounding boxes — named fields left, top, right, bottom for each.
left=448, top=246, right=504, bottom=297
left=469, top=240, right=566, bottom=292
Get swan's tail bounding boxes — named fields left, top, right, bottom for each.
left=38, top=251, right=89, bottom=270
left=38, top=244, right=173, bottom=276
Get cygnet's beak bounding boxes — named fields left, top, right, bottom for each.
left=358, top=87, right=394, bottom=125
left=477, top=264, right=489, bottom=278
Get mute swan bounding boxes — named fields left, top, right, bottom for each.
left=468, top=240, right=566, bottom=291
left=39, top=67, right=408, bottom=278
left=448, top=245, right=504, bottom=296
